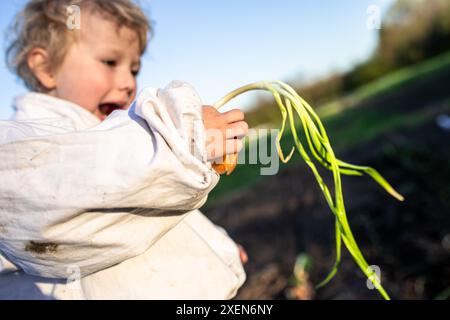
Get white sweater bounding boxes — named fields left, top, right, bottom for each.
left=0, top=81, right=246, bottom=299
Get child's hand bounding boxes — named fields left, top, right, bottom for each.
left=237, top=244, right=248, bottom=265
left=202, top=106, right=249, bottom=162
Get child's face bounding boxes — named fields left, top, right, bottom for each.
left=51, top=12, right=141, bottom=121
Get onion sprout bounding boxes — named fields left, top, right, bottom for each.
left=214, top=81, right=405, bottom=300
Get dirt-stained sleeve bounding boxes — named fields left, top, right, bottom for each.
left=0, top=81, right=220, bottom=278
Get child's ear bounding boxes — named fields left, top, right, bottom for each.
left=27, top=48, right=57, bottom=90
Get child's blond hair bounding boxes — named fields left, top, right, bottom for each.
left=6, top=0, right=152, bottom=92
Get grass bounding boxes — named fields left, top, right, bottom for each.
left=319, top=51, right=450, bottom=118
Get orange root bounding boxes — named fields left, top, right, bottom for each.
left=212, top=153, right=238, bottom=175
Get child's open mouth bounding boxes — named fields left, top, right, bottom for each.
left=98, top=103, right=126, bottom=120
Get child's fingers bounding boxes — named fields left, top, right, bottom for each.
left=237, top=244, right=248, bottom=265
left=224, top=138, right=243, bottom=155
left=223, top=109, right=245, bottom=123
left=225, top=121, right=249, bottom=139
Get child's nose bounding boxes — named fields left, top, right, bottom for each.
left=117, top=69, right=136, bottom=98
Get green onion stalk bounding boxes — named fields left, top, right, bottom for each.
left=214, top=81, right=405, bottom=300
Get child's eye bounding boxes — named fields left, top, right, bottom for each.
left=102, top=60, right=117, bottom=67
left=131, top=69, right=140, bottom=77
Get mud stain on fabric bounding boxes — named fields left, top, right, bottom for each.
left=25, top=241, right=59, bottom=254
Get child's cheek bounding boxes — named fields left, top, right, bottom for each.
left=79, top=68, right=114, bottom=107
left=91, top=69, right=113, bottom=97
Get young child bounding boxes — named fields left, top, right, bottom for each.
left=0, top=0, right=248, bottom=299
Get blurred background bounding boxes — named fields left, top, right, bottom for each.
left=1, top=0, right=450, bottom=299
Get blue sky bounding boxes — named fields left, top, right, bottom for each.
left=0, top=0, right=395, bottom=119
